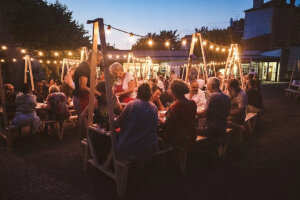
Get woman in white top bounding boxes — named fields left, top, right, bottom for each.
left=109, top=62, right=136, bottom=103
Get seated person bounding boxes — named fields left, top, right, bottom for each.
left=185, top=80, right=206, bottom=114
left=33, top=81, right=46, bottom=103
left=160, top=88, right=175, bottom=108
left=227, top=79, right=248, bottom=128
left=46, top=85, right=70, bottom=127
left=160, top=80, right=197, bottom=148
left=80, top=81, right=122, bottom=139
left=12, top=84, right=40, bottom=134
left=246, top=79, right=263, bottom=113
left=150, top=85, right=164, bottom=111
left=115, top=83, right=158, bottom=161
left=198, top=77, right=231, bottom=156
left=109, top=62, right=136, bottom=103
left=4, top=83, right=17, bottom=115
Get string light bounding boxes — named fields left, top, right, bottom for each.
left=216, top=47, right=220, bottom=51
left=129, top=33, right=134, bottom=42
left=148, top=39, right=153, bottom=46
left=47, top=60, right=50, bottom=64
left=0, top=59, right=5, bottom=63
left=222, top=48, right=226, bottom=52
left=38, top=51, right=43, bottom=56
left=1, top=46, right=7, bottom=50
left=54, top=61, right=57, bottom=64
left=54, top=52, right=59, bottom=57
left=123, top=55, right=127, bottom=58
left=68, top=51, right=73, bottom=56
left=182, top=40, right=187, bottom=46
left=21, top=49, right=26, bottom=54
left=203, top=41, right=207, bottom=46
left=108, top=54, right=112, bottom=59
left=165, top=41, right=170, bottom=47
left=106, top=25, right=111, bottom=35
left=193, top=37, right=197, bottom=42
left=116, top=55, right=120, bottom=59
left=12, top=58, right=17, bottom=62
left=39, top=60, right=43, bottom=63
left=209, top=45, right=214, bottom=49
left=31, top=58, right=34, bottom=61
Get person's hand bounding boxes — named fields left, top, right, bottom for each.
left=115, top=92, right=122, bottom=97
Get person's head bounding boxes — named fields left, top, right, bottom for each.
left=206, top=77, right=220, bottom=93
left=35, top=82, right=43, bottom=92
left=49, top=85, right=60, bottom=94
left=216, top=72, right=223, bottom=79
left=137, top=83, right=152, bottom=101
left=21, top=83, right=32, bottom=94
left=109, top=62, right=124, bottom=78
left=190, top=80, right=199, bottom=94
left=171, top=70, right=175, bottom=75
left=247, top=79, right=256, bottom=89
left=227, top=79, right=241, bottom=97
left=170, top=80, right=189, bottom=100
left=4, top=84, right=14, bottom=94
left=49, top=79, right=55, bottom=86
left=87, top=50, right=103, bottom=65
left=148, top=78, right=158, bottom=88
left=151, top=85, right=162, bottom=102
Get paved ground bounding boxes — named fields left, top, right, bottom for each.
left=1, top=83, right=300, bottom=200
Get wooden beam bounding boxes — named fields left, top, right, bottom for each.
left=185, top=34, right=195, bottom=82
left=198, top=33, right=208, bottom=81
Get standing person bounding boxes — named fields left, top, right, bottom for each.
left=246, top=79, right=263, bottom=113
left=33, top=81, right=46, bottom=103
left=198, top=77, right=231, bottom=157
left=109, top=62, right=136, bottom=103
left=170, top=70, right=178, bottom=81
left=73, top=50, right=102, bottom=115
left=114, top=83, right=158, bottom=161
left=12, top=84, right=41, bottom=135
left=160, top=80, right=197, bottom=148
left=185, top=80, right=206, bottom=114
left=157, top=75, right=165, bottom=92
left=227, top=79, right=248, bottom=127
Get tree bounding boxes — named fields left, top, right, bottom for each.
left=132, top=30, right=181, bottom=50
left=5, top=0, right=90, bottom=50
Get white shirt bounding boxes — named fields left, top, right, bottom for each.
left=196, top=79, right=205, bottom=90
left=185, top=89, right=206, bottom=113
left=157, top=79, right=165, bottom=92
left=122, top=72, right=136, bottom=98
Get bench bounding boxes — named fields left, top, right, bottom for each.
left=196, top=128, right=232, bottom=157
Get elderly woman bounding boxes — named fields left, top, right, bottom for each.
left=12, top=84, right=41, bottom=134
left=46, top=85, right=70, bottom=123
left=114, top=83, right=158, bottom=161
left=150, top=85, right=164, bottom=111
left=160, top=80, right=197, bottom=148
left=109, top=62, right=136, bottom=103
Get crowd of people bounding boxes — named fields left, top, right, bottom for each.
left=0, top=50, right=263, bottom=162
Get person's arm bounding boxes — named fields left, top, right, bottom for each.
left=117, top=80, right=135, bottom=96
left=79, top=76, right=100, bottom=96
left=114, top=103, right=130, bottom=128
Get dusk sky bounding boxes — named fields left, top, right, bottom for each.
left=48, top=0, right=300, bottom=49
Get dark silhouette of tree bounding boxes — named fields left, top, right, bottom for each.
left=132, top=30, right=181, bottom=50
left=4, top=0, right=90, bottom=50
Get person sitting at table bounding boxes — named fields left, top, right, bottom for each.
left=246, top=79, right=263, bottom=113
left=33, top=81, right=46, bottom=103
left=45, top=85, right=70, bottom=131
left=198, top=77, right=231, bottom=157
left=227, top=79, right=248, bottom=129
left=0, top=84, right=17, bottom=124
left=109, top=62, right=136, bottom=103
left=80, top=81, right=122, bottom=139
left=160, top=80, right=197, bottom=148
left=114, top=83, right=158, bottom=161
left=150, top=85, right=164, bottom=111
left=12, top=83, right=41, bottom=135
left=185, top=80, right=206, bottom=114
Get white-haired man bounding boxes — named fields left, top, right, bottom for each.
left=198, top=77, right=231, bottom=157
left=73, top=50, right=102, bottom=115
left=185, top=80, right=206, bottom=114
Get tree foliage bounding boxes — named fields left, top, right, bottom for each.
left=132, top=30, right=181, bottom=50
left=5, top=0, right=90, bottom=50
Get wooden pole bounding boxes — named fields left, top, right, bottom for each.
left=28, top=55, right=35, bottom=91
left=61, top=59, right=66, bottom=82
left=198, top=33, right=208, bottom=81
left=87, top=22, right=99, bottom=126
left=98, top=18, right=118, bottom=159
left=24, top=56, right=28, bottom=84
left=221, top=44, right=233, bottom=90
left=289, top=61, right=297, bottom=88
left=185, top=34, right=195, bottom=82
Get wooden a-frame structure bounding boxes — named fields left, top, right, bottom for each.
left=221, top=44, right=244, bottom=90
left=185, top=33, right=208, bottom=82
left=24, top=55, right=35, bottom=91
left=60, top=58, right=80, bottom=82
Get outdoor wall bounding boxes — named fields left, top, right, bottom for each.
left=244, top=7, right=274, bottom=40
